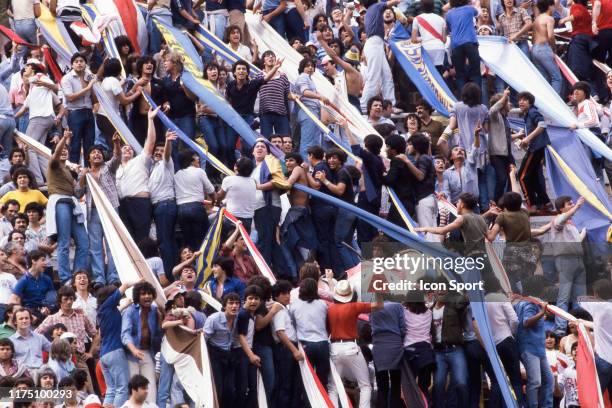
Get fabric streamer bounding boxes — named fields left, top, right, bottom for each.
left=257, top=370, right=268, bottom=408
left=385, top=186, right=421, bottom=235
left=400, top=357, right=428, bottom=408
left=329, top=359, right=353, bottom=408
left=477, top=36, right=612, bottom=161
left=0, top=26, right=37, bottom=47
left=195, top=208, right=226, bottom=287
left=297, top=343, right=334, bottom=408
left=554, top=55, right=579, bottom=85
left=388, top=24, right=457, bottom=117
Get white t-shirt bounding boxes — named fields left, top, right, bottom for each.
left=432, top=305, right=444, bottom=344
left=117, top=154, right=152, bottom=198
left=148, top=159, right=175, bottom=204
left=221, top=175, right=256, bottom=218
left=23, top=75, right=60, bottom=119
left=579, top=301, right=612, bottom=364
left=147, top=257, right=165, bottom=281
left=174, top=167, right=215, bottom=206
left=271, top=304, right=297, bottom=343
left=288, top=298, right=328, bottom=342
left=101, top=76, right=123, bottom=117
left=12, top=0, right=40, bottom=20
left=0, top=272, right=16, bottom=304
left=413, top=13, right=447, bottom=66
left=559, top=365, right=579, bottom=406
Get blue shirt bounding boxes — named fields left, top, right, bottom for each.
left=10, top=330, right=51, bottom=369
left=364, top=1, right=388, bottom=39
left=515, top=301, right=546, bottom=358
left=226, top=0, right=245, bottom=12
left=13, top=272, right=55, bottom=309
left=293, top=73, right=320, bottom=112
left=98, top=289, right=124, bottom=356
left=445, top=5, right=478, bottom=48
left=523, top=106, right=550, bottom=152
left=171, top=0, right=195, bottom=28
left=370, top=302, right=406, bottom=337
left=121, top=303, right=162, bottom=360
left=204, top=311, right=236, bottom=351
left=207, top=277, right=245, bottom=301
left=262, top=0, right=281, bottom=12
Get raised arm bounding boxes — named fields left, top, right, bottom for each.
left=164, top=130, right=176, bottom=162
left=263, top=58, right=284, bottom=82
left=144, top=107, right=160, bottom=156
left=52, top=129, right=72, bottom=162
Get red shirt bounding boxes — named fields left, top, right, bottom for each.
left=570, top=4, right=593, bottom=36
left=597, top=0, right=612, bottom=30
left=327, top=302, right=372, bottom=341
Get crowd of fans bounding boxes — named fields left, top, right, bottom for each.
left=0, top=0, right=609, bottom=407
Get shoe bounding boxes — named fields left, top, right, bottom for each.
left=110, top=281, right=122, bottom=288
left=92, top=282, right=104, bottom=292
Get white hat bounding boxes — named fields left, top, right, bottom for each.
left=333, top=280, right=354, bottom=303
left=60, top=332, right=77, bottom=341
left=321, top=55, right=333, bottom=65
left=84, top=395, right=102, bottom=408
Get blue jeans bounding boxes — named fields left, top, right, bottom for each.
left=178, top=202, right=209, bottom=251
left=254, top=205, right=286, bottom=274
left=170, top=115, right=196, bottom=169
left=204, top=13, right=228, bottom=41
left=12, top=19, right=37, bottom=59
left=89, top=207, right=118, bottom=285
left=433, top=347, right=468, bottom=408
left=263, top=9, right=285, bottom=36
left=297, top=107, right=322, bottom=160
left=226, top=114, right=254, bottom=166
left=198, top=115, right=229, bottom=164
left=235, top=348, right=258, bottom=405
left=531, top=44, right=563, bottom=96
left=284, top=8, right=306, bottom=43
left=16, top=111, right=28, bottom=133
left=260, top=113, right=290, bottom=138
left=554, top=255, right=586, bottom=334
left=146, top=9, right=172, bottom=55
left=481, top=75, right=505, bottom=106
left=451, top=43, right=481, bottom=94
left=0, top=116, right=15, bottom=160
left=273, top=342, right=301, bottom=408
left=596, top=354, right=612, bottom=399
left=253, top=344, right=275, bottom=407
left=333, top=207, right=359, bottom=278
left=153, top=200, right=178, bottom=279
left=477, top=165, right=496, bottom=211
left=68, top=109, right=95, bottom=166
left=301, top=340, right=330, bottom=389
left=56, top=202, right=90, bottom=284
left=157, top=353, right=185, bottom=407
left=101, top=348, right=130, bottom=407
left=521, top=351, right=553, bottom=408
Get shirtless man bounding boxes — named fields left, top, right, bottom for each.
left=531, top=0, right=562, bottom=94
left=285, top=153, right=309, bottom=207
left=316, top=31, right=364, bottom=110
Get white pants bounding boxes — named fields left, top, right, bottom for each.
left=127, top=350, right=157, bottom=403
left=328, top=342, right=372, bottom=408
left=360, top=36, right=396, bottom=112
left=416, top=194, right=439, bottom=242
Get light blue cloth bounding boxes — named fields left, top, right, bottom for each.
left=204, top=311, right=236, bottom=351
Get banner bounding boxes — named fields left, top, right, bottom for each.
left=195, top=208, right=225, bottom=288
left=477, top=36, right=612, bottom=161
left=389, top=25, right=457, bottom=117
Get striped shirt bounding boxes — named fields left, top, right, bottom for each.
left=258, top=73, right=290, bottom=116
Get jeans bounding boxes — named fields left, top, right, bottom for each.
left=375, top=369, right=402, bottom=408
left=0, top=116, right=15, bottom=160
left=170, top=115, right=196, bottom=169
left=208, top=345, right=235, bottom=407
left=464, top=340, right=497, bottom=408
left=433, top=347, right=468, bottom=408
left=521, top=350, right=553, bottom=408
left=254, top=205, right=286, bottom=275
left=284, top=8, right=307, bottom=43
left=101, top=348, right=130, bottom=407
left=596, top=354, right=612, bottom=399
left=489, top=155, right=512, bottom=203
left=26, top=116, right=54, bottom=186
left=356, top=195, right=380, bottom=246
left=178, top=201, right=209, bottom=251
left=495, top=336, right=524, bottom=407
left=16, top=111, right=28, bottom=133
left=477, top=165, right=495, bottom=211
left=301, top=340, right=331, bottom=391
left=226, top=114, right=254, bottom=167
left=260, top=113, right=290, bottom=138
left=481, top=75, right=505, bottom=106
left=198, top=116, right=227, bottom=163
left=333, top=207, right=359, bottom=278
left=12, top=19, right=37, bottom=59
left=88, top=207, right=118, bottom=285
left=204, top=13, right=228, bottom=41
left=297, top=107, right=322, bottom=160
left=311, top=204, right=337, bottom=271
left=253, top=344, right=276, bottom=407
left=157, top=353, right=185, bottom=408
left=153, top=200, right=178, bottom=279
left=119, top=197, right=153, bottom=245
left=235, top=348, right=258, bottom=406
left=127, top=350, right=157, bottom=403
left=531, top=44, right=563, bottom=95
left=553, top=255, right=586, bottom=334
left=56, top=202, right=90, bottom=284
left=451, top=42, right=482, bottom=94
left=68, top=109, right=95, bottom=166
left=273, top=342, right=301, bottom=408
left=263, top=9, right=285, bottom=36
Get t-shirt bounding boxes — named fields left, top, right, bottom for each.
left=327, top=302, right=371, bottom=341
left=288, top=298, right=328, bottom=342
left=364, top=1, right=387, bottom=39
left=101, top=76, right=123, bottom=117
left=117, top=154, right=152, bottom=198
left=414, top=155, right=435, bottom=201
left=0, top=189, right=48, bottom=212
left=11, top=0, right=40, bottom=20
left=235, top=309, right=256, bottom=348
left=163, top=74, right=196, bottom=118
left=98, top=289, right=124, bottom=355
left=271, top=304, right=297, bottom=343
left=23, top=76, right=60, bottom=119
left=569, top=3, right=592, bottom=36
left=310, top=162, right=334, bottom=208
left=403, top=307, right=432, bottom=346
left=226, top=77, right=265, bottom=116
left=559, top=365, right=579, bottom=406
left=47, top=162, right=75, bottom=196
left=333, top=167, right=355, bottom=203
left=579, top=301, right=612, bottom=364
left=146, top=257, right=165, bottom=281
left=432, top=305, right=444, bottom=344
left=515, top=301, right=546, bottom=358
left=445, top=5, right=479, bottom=48
left=413, top=13, right=446, bottom=65
left=221, top=175, right=257, bottom=218
left=174, top=166, right=215, bottom=206
left=494, top=210, right=531, bottom=242
left=597, top=0, right=612, bottom=30
left=148, top=159, right=175, bottom=204
left=0, top=271, right=16, bottom=304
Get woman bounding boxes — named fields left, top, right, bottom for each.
left=288, top=278, right=330, bottom=390
left=294, top=58, right=330, bottom=159
left=251, top=139, right=290, bottom=274
left=224, top=26, right=257, bottom=67
left=445, top=0, right=481, bottom=93
left=48, top=339, right=76, bottom=382
left=0, top=338, right=29, bottom=378
left=0, top=168, right=47, bottom=212
left=204, top=256, right=245, bottom=301
left=403, top=300, right=435, bottom=402
left=197, top=62, right=229, bottom=167
left=114, top=36, right=135, bottom=69
left=96, top=58, right=143, bottom=147
left=403, top=113, right=422, bottom=141
left=174, top=151, right=217, bottom=251
left=217, top=157, right=256, bottom=231
left=219, top=227, right=257, bottom=283
left=560, top=0, right=594, bottom=84
left=71, top=270, right=97, bottom=328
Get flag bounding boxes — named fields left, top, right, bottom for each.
left=576, top=324, right=605, bottom=408
left=195, top=208, right=225, bottom=288
left=161, top=327, right=217, bottom=408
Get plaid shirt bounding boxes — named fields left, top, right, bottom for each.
left=75, top=154, right=121, bottom=219
left=34, top=308, right=96, bottom=353
left=498, top=8, right=532, bottom=40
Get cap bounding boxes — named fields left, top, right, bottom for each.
left=477, top=25, right=494, bottom=34
left=60, top=332, right=77, bottom=340
left=305, top=41, right=317, bottom=48
left=332, top=280, right=354, bottom=303
left=321, top=56, right=333, bottom=65
left=84, top=395, right=102, bottom=408
left=344, top=48, right=360, bottom=64
left=167, top=287, right=186, bottom=301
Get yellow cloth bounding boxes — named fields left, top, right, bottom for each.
left=264, top=155, right=290, bottom=190
left=0, top=189, right=48, bottom=212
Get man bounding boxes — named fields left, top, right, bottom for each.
left=121, top=282, right=161, bottom=403
left=442, top=145, right=479, bottom=205
left=61, top=53, right=95, bottom=165
left=383, top=135, right=418, bottom=222
left=148, top=130, right=177, bottom=279
left=516, top=91, right=552, bottom=213
left=281, top=135, right=293, bottom=154
left=366, top=96, right=394, bottom=126
left=258, top=51, right=291, bottom=138
left=592, top=0, right=612, bottom=67
left=9, top=307, right=50, bottom=370
left=498, top=0, right=532, bottom=55
left=360, top=0, right=400, bottom=113
left=75, top=136, right=121, bottom=289
left=0, top=200, right=19, bottom=240
left=46, top=130, right=89, bottom=284
left=117, top=108, right=158, bottom=244
left=531, top=0, right=562, bottom=95
left=8, top=250, right=54, bottom=318
left=7, top=0, right=40, bottom=57
left=120, top=375, right=157, bottom=408
left=487, top=89, right=515, bottom=203
left=416, top=100, right=445, bottom=152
